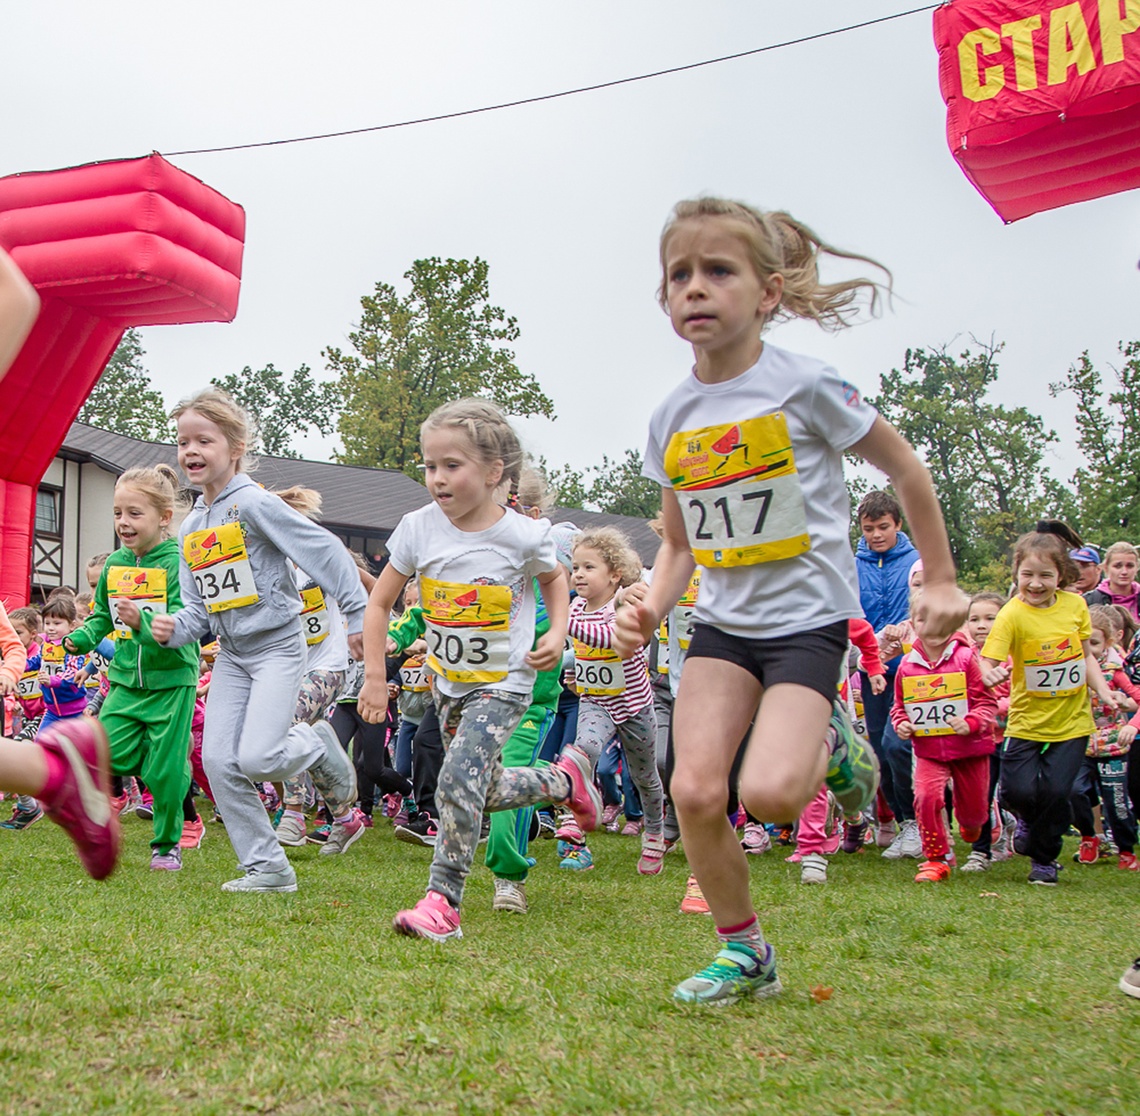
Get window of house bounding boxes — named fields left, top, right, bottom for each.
left=35, top=487, right=60, bottom=536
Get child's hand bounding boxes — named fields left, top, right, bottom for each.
left=38, top=666, right=50, bottom=684
left=617, top=582, right=649, bottom=609
left=0, top=675, right=14, bottom=696
left=1119, top=695, right=1138, bottom=713
left=408, top=638, right=428, bottom=656
left=358, top=679, right=389, bottom=724
left=868, top=672, right=887, bottom=695
left=150, top=614, right=175, bottom=644
left=981, top=663, right=1010, bottom=687
left=880, top=624, right=904, bottom=642
left=385, top=637, right=398, bottom=656
left=347, top=632, right=364, bottom=662
left=115, top=599, right=142, bottom=631
left=614, top=601, right=654, bottom=659
left=913, top=582, right=970, bottom=644
left=1105, top=690, right=1129, bottom=710
left=895, top=720, right=915, bottom=739
left=947, top=715, right=970, bottom=736
left=387, top=681, right=400, bottom=702
left=562, top=667, right=578, bottom=694
left=526, top=630, right=563, bottom=672
left=1118, top=724, right=1137, bottom=747
left=63, top=637, right=77, bottom=653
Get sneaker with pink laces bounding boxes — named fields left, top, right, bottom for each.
left=36, top=717, right=120, bottom=881
left=638, top=831, right=666, bottom=875
left=393, top=891, right=463, bottom=942
left=553, top=747, right=602, bottom=834
left=554, top=815, right=584, bottom=844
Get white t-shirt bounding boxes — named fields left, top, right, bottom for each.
left=643, top=343, right=877, bottom=640
left=385, top=503, right=557, bottom=698
left=293, top=565, right=349, bottom=675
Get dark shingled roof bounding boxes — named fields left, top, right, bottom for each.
left=59, top=423, right=663, bottom=563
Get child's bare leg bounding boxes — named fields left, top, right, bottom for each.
left=0, top=738, right=49, bottom=798
left=737, top=684, right=831, bottom=823
left=671, top=658, right=761, bottom=928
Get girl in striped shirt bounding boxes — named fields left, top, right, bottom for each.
left=557, top=528, right=666, bottom=875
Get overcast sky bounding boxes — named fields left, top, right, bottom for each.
left=4, top=1, right=1136, bottom=492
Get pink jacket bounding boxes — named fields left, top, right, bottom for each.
left=890, top=631, right=998, bottom=761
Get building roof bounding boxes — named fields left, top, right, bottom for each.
left=59, top=423, right=663, bottom=562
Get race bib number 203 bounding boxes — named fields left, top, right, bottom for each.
left=420, top=577, right=511, bottom=684
left=663, top=412, right=810, bottom=567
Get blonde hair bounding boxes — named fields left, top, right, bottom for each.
left=658, top=197, right=891, bottom=333
left=171, top=387, right=256, bottom=474
left=421, top=398, right=523, bottom=497
left=115, top=463, right=189, bottom=531
left=573, top=527, right=642, bottom=588
left=1089, top=605, right=1119, bottom=643
left=515, top=462, right=554, bottom=514
left=274, top=485, right=322, bottom=519
left=1103, top=540, right=1138, bottom=566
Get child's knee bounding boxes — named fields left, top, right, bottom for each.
left=738, top=772, right=810, bottom=824
left=672, top=773, right=729, bottom=821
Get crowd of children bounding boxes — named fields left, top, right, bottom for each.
left=2, top=204, right=1137, bottom=1005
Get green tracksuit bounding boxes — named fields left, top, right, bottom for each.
left=388, top=592, right=560, bottom=882
left=69, top=539, right=199, bottom=854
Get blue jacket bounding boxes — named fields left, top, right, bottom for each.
left=855, top=531, right=917, bottom=637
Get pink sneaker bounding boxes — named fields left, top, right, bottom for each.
left=638, top=832, right=666, bottom=875
left=553, top=747, right=602, bottom=834
left=554, top=816, right=584, bottom=844
left=37, top=717, right=120, bottom=880
left=620, top=817, right=645, bottom=837
left=178, top=817, right=205, bottom=849
left=602, top=803, right=621, bottom=832
left=393, top=891, right=463, bottom=942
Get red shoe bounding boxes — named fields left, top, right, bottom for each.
left=110, top=793, right=128, bottom=816
left=679, top=874, right=711, bottom=914
left=392, top=891, right=462, bottom=942
left=1077, top=836, right=1100, bottom=864
left=178, top=817, right=205, bottom=849
left=37, top=718, right=120, bottom=880
left=959, top=824, right=982, bottom=843
left=1119, top=852, right=1139, bottom=871
left=914, top=859, right=951, bottom=882
left=553, top=747, right=602, bottom=834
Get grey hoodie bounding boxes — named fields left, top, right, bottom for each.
left=158, top=474, right=368, bottom=653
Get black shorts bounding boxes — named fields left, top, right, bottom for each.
left=685, top=620, right=848, bottom=705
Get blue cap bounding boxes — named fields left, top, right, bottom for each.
left=1070, top=546, right=1100, bottom=564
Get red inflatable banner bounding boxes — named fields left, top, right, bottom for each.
left=935, top=0, right=1140, bottom=220
left=0, top=154, right=244, bottom=605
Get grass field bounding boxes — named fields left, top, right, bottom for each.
left=0, top=808, right=1136, bottom=1116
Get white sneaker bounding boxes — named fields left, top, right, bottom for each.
left=492, top=877, right=527, bottom=914
left=274, top=814, right=307, bottom=847
left=881, top=826, right=907, bottom=860
left=892, top=819, right=922, bottom=859
left=800, top=852, right=828, bottom=884
left=960, top=850, right=990, bottom=873
left=741, top=822, right=771, bottom=855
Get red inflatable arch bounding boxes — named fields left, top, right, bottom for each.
left=935, top=1, right=1140, bottom=221
left=0, top=154, right=244, bottom=605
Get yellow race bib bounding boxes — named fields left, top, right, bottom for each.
left=573, top=641, right=626, bottom=697
left=401, top=656, right=432, bottom=692
left=420, top=577, right=511, bottom=684
left=671, top=567, right=702, bottom=652
left=107, top=565, right=167, bottom=639
left=901, top=672, right=968, bottom=737
left=184, top=522, right=259, bottom=613
left=1022, top=637, right=1086, bottom=697
left=16, top=670, right=40, bottom=701
left=299, top=586, right=329, bottom=645
left=663, top=413, right=810, bottom=567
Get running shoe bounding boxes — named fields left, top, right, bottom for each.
left=1119, top=852, right=1139, bottom=871
left=552, top=746, right=602, bottom=834
left=774, top=826, right=794, bottom=846
left=559, top=845, right=594, bottom=871
left=875, top=820, right=897, bottom=848
left=1121, top=958, right=1140, bottom=999
left=741, top=822, right=771, bottom=855
left=221, top=866, right=298, bottom=893
left=960, top=850, right=990, bottom=873
left=1076, top=836, right=1100, bottom=864
left=492, top=878, right=528, bottom=914
left=673, top=941, right=781, bottom=1006
left=824, top=700, right=880, bottom=816
left=841, top=816, right=868, bottom=854
left=150, top=846, right=183, bottom=871
left=321, top=810, right=366, bottom=855
left=637, top=832, right=666, bottom=875
left=800, top=852, right=828, bottom=884
left=393, top=891, right=462, bottom=942
left=1028, top=861, right=1058, bottom=886
left=394, top=815, right=438, bottom=847
left=620, top=817, right=644, bottom=837
left=178, top=817, right=205, bottom=850
left=135, top=796, right=154, bottom=821
left=307, top=823, right=332, bottom=844
left=1013, top=818, right=1030, bottom=857
left=36, top=717, right=119, bottom=880
left=679, top=874, right=711, bottom=914
left=0, top=802, right=44, bottom=830
left=554, top=816, right=585, bottom=845
left=308, top=720, right=358, bottom=818
left=914, top=859, right=951, bottom=882
left=602, top=803, right=621, bottom=832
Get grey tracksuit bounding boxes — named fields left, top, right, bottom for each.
left=142, top=474, right=368, bottom=875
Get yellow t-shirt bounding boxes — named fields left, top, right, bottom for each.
left=981, top=593, right=1094, bottom=742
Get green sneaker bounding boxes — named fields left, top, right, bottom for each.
left=673, top=941, right=781, bottom=1006
left=825, top=701, right=879, bottom=817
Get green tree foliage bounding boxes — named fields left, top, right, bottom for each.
left=868, top=341, right=1073, bottom=581
left=1049, top=341, right=1140, bottom=546
left=211, top=363, right=338, bottom=458
left=78, top=328, right=171, bottom=441
left=541, top=449, right=660, bottom=518
left=327, top=258, right=555, bottom=476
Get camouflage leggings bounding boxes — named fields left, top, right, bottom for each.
left=282, top=670, right=346, bottom=809
left=429, top=688, right=573, bottom=908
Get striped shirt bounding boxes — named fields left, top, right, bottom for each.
left=568, top=596, right=653, bottom=724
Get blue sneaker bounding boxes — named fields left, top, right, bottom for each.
left=559, top=845, right=593, bottom=871
left=673, top=941, right=782, bottom=1006
left=825, top=701, right=879, bottom=816
left=1028, top=861, right=1058, bottom=886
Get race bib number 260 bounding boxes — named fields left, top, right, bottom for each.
left=420, top=577, right=511, bottom=684
left=663, top=413, right=810, bottom=567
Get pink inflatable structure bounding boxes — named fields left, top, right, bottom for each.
left=0, top=154, right=244, bottom=605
